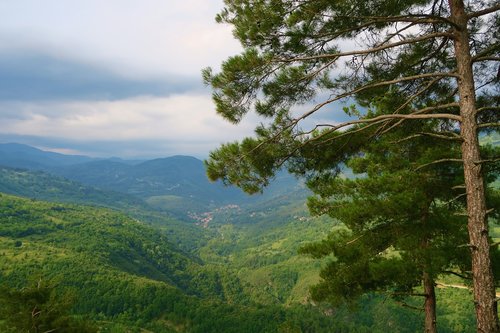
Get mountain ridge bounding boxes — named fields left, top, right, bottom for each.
left=0, top=143, right=307, bottom=217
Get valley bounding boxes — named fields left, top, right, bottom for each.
left=0, top=143, right=489, bottom=332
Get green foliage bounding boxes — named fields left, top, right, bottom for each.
left=0, top=279, right=96, bottom=332
left=0, top=185, right=488, bottom=331
left=204, top=2, right=499, bottom=329
left=299, top=123, right=493, bottom=311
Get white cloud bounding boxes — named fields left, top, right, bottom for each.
left=0, top=0, right=241, bottom=80
left=0, top=94, right=261, bottom=156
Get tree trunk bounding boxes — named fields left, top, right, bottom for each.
left=448, top=0, right=499, bottom=332
left=423, top=271, right=437, bottom=333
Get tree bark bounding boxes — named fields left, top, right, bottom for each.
left=448, top=0, right=499, bottom=332
left=423, top=271, right=437, bottom=333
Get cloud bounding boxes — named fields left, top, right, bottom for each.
left=0, top=0, right=241, bottom=80
left=0, top=1, right=360, bottom=159
left=0, top=94, right=262, bottom=158
left=0, top=51, right=203, bottom=101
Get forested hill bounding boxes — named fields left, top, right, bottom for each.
left=0, top=143, right=308, bottom=217
left=0, top=166, right=147, bottom=210
left=0, top=193, right=434, bottom=332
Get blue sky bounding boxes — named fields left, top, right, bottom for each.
left=0, top=1, right=352, bottom=159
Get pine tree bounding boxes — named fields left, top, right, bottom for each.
left=203, top=1, right=500, bottom=330
left=298, top=119, right=479, bottom=332
left=0, top=279, right=96, bottom=333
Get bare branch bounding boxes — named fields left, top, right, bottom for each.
left=390, top=132, right=461, bottom=144
left=478, top=122, right=500, bottom=129
left=314, top=113, right=461, bottom=132
left=448, top=192, right=467, bottom=203
left=477, top=106, right=500, bottom=113
left=473, top=56, right=500, bottom=63
left=393, top=299, right=424, bottom=311
left=467, top=4, right=500, bottom=19
left=454, top=212, right=469, bottom=217
left=296, top=73, right=459, bottom=123
left=418, top=132, right=462, bottom=140
left=345, top=234, right=365, bottom=246
left=415, top=158, right=463, bottom=171
left=442, top=270, right=472, bottom=280
left=436, top=282, right=470, bottom=290
left=475, top=158, right=500, bottom=164
left=457, top=243, right=476, bottom=248
left=390, top=291, right=428, bottom=297
left=335, top=14, right=458, bottom=28
left=277, top=32, right=453, bottom=62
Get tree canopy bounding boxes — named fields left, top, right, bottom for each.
left=204, top=0, right=500, bottom=331
left=299, top=120, right=500, bottom=331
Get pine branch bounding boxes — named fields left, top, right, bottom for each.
left=377, top=78, right=450, bottom=135
left=471, top=42, right=500, bottom=61
left=308, top=16, right=443, bottom=40
left=314, top=114, right=461, bottom=132
left=248, top=91, right=460, bottom=166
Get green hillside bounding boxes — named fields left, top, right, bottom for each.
left=1, top=193, right=434, bottom=332
left=0, top=166, right=147, bottom=210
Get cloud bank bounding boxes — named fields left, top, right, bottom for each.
left=0, top=1, right=353, bottom=159
left=0, top=0, right=251, bottom=158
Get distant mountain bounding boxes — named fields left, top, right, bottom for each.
left=0, top=142, right=95, bottom=169
left=50, top=156, right=249, bottom=204
left=0, top=143, right=308, bottom=216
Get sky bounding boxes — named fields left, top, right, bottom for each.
left=0, top=1, right=349, bottom=159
